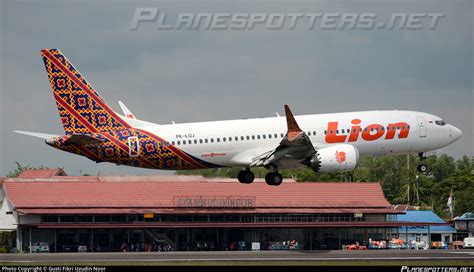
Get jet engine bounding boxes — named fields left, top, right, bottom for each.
left=305, top=144, right=359, bottom=172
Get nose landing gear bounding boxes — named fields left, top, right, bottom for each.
left=417, top=153, right=428, bottom=173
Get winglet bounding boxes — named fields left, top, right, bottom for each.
left=118, top=101, right=136, bottom=119
left=284, top=105, right=303, bottom=141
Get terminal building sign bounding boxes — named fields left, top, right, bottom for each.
left=173, top=196, right=256, bottom=208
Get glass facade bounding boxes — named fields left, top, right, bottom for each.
left=40, top=213, right=386, bottom=224
left=16, top=212, right=399, bottom=252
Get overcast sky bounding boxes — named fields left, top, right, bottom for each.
left=0, top=0, right=472, bottom=176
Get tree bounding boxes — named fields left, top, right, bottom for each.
left=6, top=162, right=47, bottom=178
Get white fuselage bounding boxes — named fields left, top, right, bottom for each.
left=137, top=110, right=462, bottom=168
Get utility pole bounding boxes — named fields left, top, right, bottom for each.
left=407, top=154, right=410, bottom=205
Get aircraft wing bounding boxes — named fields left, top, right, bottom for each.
left=250, top=105, right=317, bottom=168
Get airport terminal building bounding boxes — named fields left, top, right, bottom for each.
left=0, top=169, right=446, bottom=252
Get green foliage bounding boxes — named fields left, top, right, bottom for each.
left=178, top=154, right=474, bottom=218
left=6, top=162, right=47, bottom=178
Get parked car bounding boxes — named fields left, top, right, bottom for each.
left=49, top=242, right=77, bottom=252
left=464, top=237, right=474, bottom=249
left=77, top=244, right=88, bottom=252
left=29, top=242, right=50, bottom=253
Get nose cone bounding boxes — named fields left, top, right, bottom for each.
left=450, top=126, right=463, bottom=142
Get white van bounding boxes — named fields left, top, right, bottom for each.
left=463, top=237, right=474, bottom=249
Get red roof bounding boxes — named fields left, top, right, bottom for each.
left=17, top=168, right=67, bottom=178
left=4, top=179, right=394, bottom=214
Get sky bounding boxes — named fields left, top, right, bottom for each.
left=0, top=0, right=472, bottom=176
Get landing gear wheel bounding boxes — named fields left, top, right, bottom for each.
left=238, top=170, right=255, bottom=184
left=417, top=153, right=428, bottom=173
left=265, top=172, right=283, bottom=186
left=417, top=164, right=427, bottom=173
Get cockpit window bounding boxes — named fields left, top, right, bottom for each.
left=435, top=120, right=446, bottom=126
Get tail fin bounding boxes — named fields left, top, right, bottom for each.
left=41, top=49, right=130, bottom=134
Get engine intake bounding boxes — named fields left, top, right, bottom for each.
left=306, top=144, right=359, bottom=172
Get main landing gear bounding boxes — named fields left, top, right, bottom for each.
left=238, top=169, right=255, bottom=184
left=237, top=168, right=283, bottom=186
left=417, top=152, right=428, bottom=173
left=265, top=171, right=283, bottom=186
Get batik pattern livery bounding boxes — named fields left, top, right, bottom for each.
left=41, top=49, right=131, bottom=135
left=41, top=49, right=220, bottom=170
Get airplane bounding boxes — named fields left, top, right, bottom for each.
left=15, top=49, right=463, bottom=186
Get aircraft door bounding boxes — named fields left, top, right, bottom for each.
left=417, top=117, right=427, bottom=137
left=127, top=136, right=140, bottom=157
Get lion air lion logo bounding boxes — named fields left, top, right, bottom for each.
left=335, top=151, right=346, bottom=163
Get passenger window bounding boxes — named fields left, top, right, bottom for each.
left=408, top=125, right=410, bottom=129
left=280, top=133, right=284, bottom=138
left=241, top=136, right=244, bottom=141
left=314, top=131, right=317, bottom=135
left=364, top=128, right=367, bottom=132
left=263, top=135, right=266, bottom=139
left=274, top=134, right=278, bottom=138
left=269, top=134, right=272, bottom=139
left=199, top=139, right=203, bottom=144
left=194, top=139, right=197, bottom=144
left=182, top=141, right=186, bottom=145
left=171, top=141, right=175, bottom=145
left=177, top=141, right=181, bottom=145
left=205, top=139, right=208, bottom=143
left=188, top=140, right=192, bottom=144
left=353, top=129, right=357, bottom=133
left=235, top=136, right=238, bottom=141
left=210, top=138, right=214, bottom=143
left=324, top=130, right=327, bottom=135
left=257, top=135, right=261, bottom=140
left=223, top=138, right=226, bottom=142
left=246, top=136, right=250, bottom=140
left=229, top=137, right=232, bottom=141
left=252, top=135, right=255, bottom=140
left=217, top=138, right=220, bottom=142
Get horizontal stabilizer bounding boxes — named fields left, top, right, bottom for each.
left=65, top=134, right=104, bottom=146
left=14, top=130, right=59, bottom=139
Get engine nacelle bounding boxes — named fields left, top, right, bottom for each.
left=307, top=144, right=359, bottom=172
